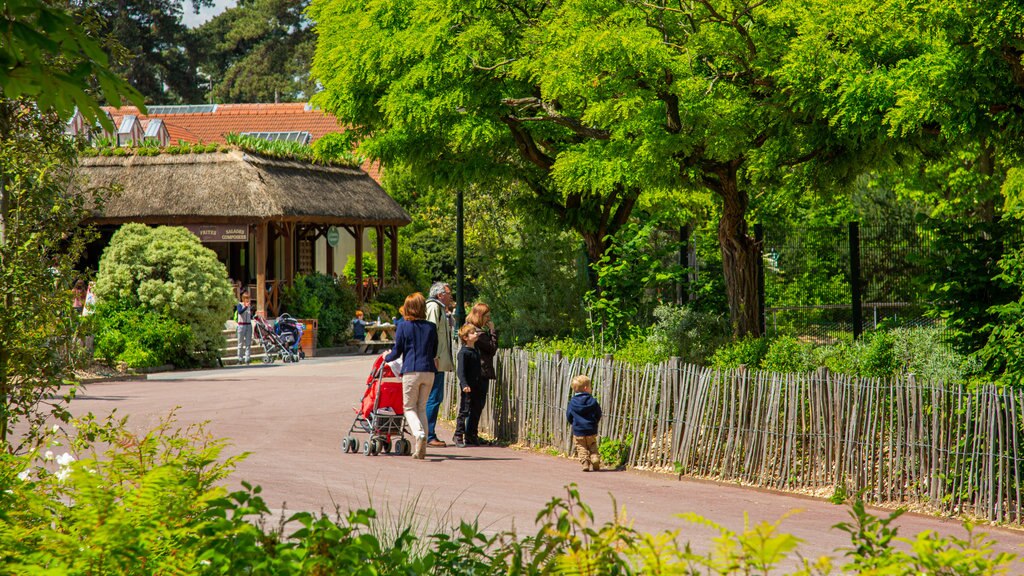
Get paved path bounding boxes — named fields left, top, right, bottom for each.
left=70, top=356, right=1024, bottom=565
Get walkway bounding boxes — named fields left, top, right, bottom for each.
left=70, top=356, right=1024, bottom=565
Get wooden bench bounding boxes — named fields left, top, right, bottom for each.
left=358, top=323, right=397, bottom=354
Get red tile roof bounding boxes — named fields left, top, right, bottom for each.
left=103, top=103, right=381, bottom=182
left=103, top=103, right=344, bottom=146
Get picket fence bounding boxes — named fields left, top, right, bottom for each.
left=441, top=348, right=1024, bottom=524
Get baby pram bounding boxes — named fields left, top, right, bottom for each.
left=341, top=353, right=412, bottom=456
left=253, top=315, right=298, bottom=364
left=274, top=314, right=305, bottom=362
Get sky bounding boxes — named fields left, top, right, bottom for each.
left=181, top=0, right=234, bottom=28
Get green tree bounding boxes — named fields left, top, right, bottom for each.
left=0, top=103, right=97, bottom=453
left=1, top=0, right=143, bottom=452
left=94, top=224, right=234, bottom=365
left=85, top=0, right=211, bottom=104
left=1, top=0, right=144, bottom=128
left=309, top=0, right=899, bottom=338
left=193, top=0, right=317, bottom=103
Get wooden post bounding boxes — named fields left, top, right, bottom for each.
left=283, top=222, right=295, bottom=286
left=255, top=222, right=268, bottom=317
left=354, top=225, right=364, bottom=303
left=389, top=226, right=399, bottom=281
left=375, top=225, right=385, bottom=288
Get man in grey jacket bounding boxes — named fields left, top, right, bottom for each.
left=425, top=281, right=454, bottom=447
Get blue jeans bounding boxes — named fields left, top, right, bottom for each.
left=426, top=371, right=446, bottom=441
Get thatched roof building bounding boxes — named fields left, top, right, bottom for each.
left=77, top=150, right=411, bottom=314
left=79, top=150, right=409, bottom=226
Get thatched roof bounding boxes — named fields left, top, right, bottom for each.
left=77, top=150, right=411, bottom=226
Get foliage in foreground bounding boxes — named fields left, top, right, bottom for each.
left=0, top=102, right=95, bottom=453
left=93, top=224, right=234, bottom=367
left=4, top=415, right=1017, bottom=575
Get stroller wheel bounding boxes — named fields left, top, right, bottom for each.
left=262, top=354, right=273, bottom=364
left=392, top=439, right=406, bottom=455
left=348, top=438, right=357, bottom=453
left=363, top=440, right=371, bottom=456
left=381, top=439, right=392, bottom=454
left=341, top=436, right=351, bottom=453
left=371, top=439, right=382, bottom=456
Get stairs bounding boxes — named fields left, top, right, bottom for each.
left=220, top=327, right=269, bottom=366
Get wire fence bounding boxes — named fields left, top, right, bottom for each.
left=444, top=349, right=1024, bottom=525
left=759, top=222, right=942, bottom=341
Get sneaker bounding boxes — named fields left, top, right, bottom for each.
left=591, top=455, right=601, bottom=471
left=454, top=436, right=466, bottom=448
left=415, top=436, right=427, bottom=459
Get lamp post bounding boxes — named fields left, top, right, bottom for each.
left=455, top=188, right=465, bottom=326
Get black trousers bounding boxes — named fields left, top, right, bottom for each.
left=454, top=389, right=473, bottom=439
left=466, top=379, right=490, bottom=440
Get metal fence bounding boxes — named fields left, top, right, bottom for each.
left=443, top=349, right=1024, bottom=524
left=758, top=222, right=942, bottom=341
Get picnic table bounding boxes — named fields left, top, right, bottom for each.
left=359, top=323, right=396, bottom=354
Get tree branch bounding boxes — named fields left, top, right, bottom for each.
left=500, top=115, right=555, bottom=170
left=471, top=58, right=517, bottom=72
left=502, top=97, right=611, bottom=139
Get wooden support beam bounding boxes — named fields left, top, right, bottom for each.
left=390, top=226, right=399, bottom=281
left=376, top=226, right=385, bottom=288
left=354, top=225, right=364, bottom=303
left=283, top=222, right=295, bottom=286
left=255, top=222, right=268, bottom=317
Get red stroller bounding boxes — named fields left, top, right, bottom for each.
left=341, top=353, right=412, bottom=456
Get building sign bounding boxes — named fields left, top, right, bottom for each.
left=184, top=225, right=249, bottom=242
left=327, top=226, right=340, bottom=247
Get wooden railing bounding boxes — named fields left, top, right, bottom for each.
left=440, top=349, right=1024, bottom=524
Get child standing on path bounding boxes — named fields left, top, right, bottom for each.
left=453, top=324, right=481, bottom=448
left=566, top=375, right=602, bottom=472
left=235, top=292, right=253, bottom=364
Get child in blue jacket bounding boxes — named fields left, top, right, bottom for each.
left=565, top=374, right=602, bottom=471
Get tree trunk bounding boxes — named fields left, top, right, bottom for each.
left=715, top=167, right=762, bottom=339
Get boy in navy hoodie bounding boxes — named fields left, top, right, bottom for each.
left=566, top=374, right=602, bottom=471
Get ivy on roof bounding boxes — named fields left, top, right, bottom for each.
left=78, top=132, right=362, bottom=168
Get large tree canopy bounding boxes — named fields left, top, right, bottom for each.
left=193, top=0, right=317, bottom=103
left=310, top=0, right=899, bottom=336
left=85, top=0, right=210, bottom=104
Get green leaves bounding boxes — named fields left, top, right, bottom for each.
left=0, top=0, right=144, bottom=130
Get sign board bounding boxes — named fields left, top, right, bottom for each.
left=184, top=225, right=249, bottom=243
left=327, top=226, right=340, bottom=247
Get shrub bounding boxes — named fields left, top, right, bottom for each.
left=91, top=302, right=194, bottom=368
left=280, top=273, right=358, bottom=346
left=342, top=252, right=379, bottom=283
left=647, top=304, right=730, bottom=365
left=599, top=437, right=630, bottom=470
left=94, top=224, right=234, bottom=366
left=710, top=337, right=769, bottom=370
left=761, top=336, right=817, bottom=373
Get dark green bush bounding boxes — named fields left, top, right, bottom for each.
left=761, top=336, right=817, bottom=373
left=710, top=336, right=769, bottom=370
left=647, top=304, right=731, bottom=365
left=280, top=273, right=358, bottom=347
left=91, top=302, right=195, bottom=368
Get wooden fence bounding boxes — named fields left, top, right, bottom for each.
left=440, top=348, right=1024, bottom=524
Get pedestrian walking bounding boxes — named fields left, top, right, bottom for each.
left=566, top=374, right=603, bottom=472
left=425, top=281, right=454, bottom=447
left=235, top=292, right=253, bottom=364
left=453, top=324, right=481, bottom=448
left=384, top=292, right=438, bottom=459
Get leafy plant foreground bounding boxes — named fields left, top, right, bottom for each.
left=0, top=414, right=1016, bottom=575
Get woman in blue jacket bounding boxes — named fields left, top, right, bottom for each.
left=385, top=292, right=438, bottom=459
